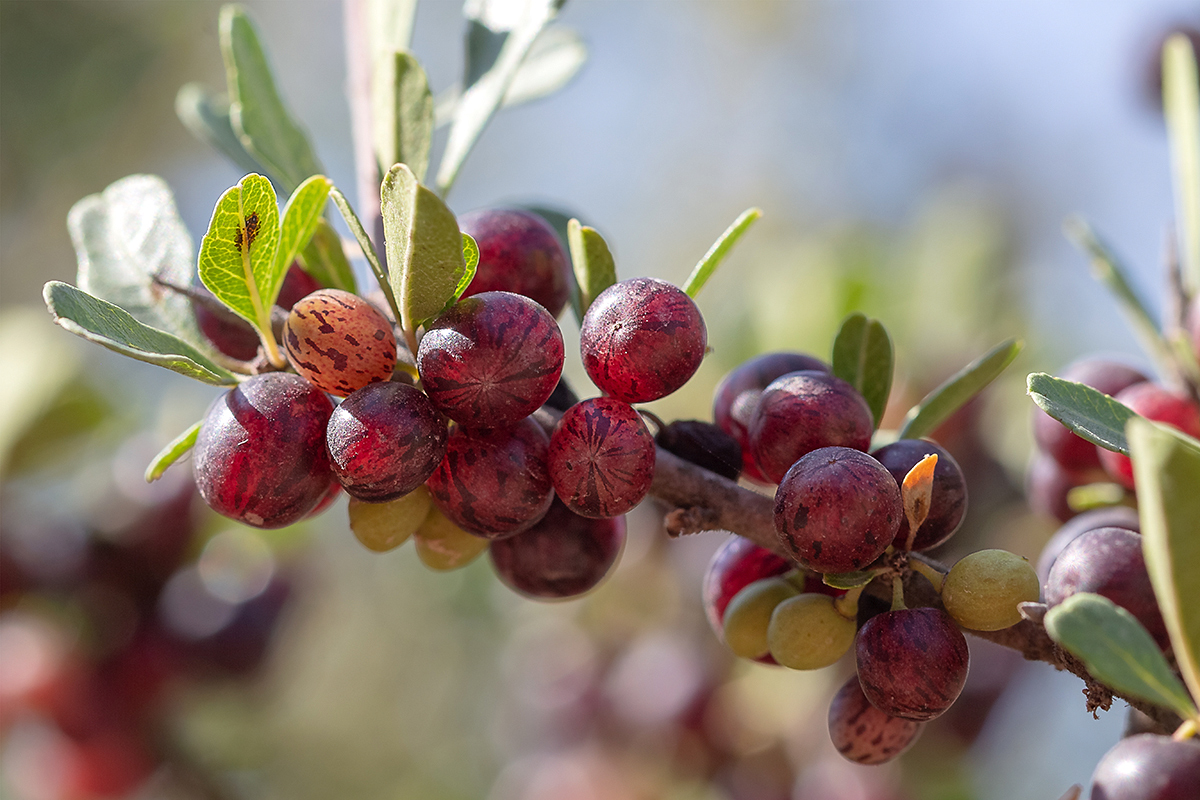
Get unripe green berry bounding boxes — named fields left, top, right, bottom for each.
left=767, top=593, right=856, bottom=670
left=941, top=549, right=1039, bottom=631
left=348, top=487, right=431, bottom=553
left=722, top=577, right=800, bottom=659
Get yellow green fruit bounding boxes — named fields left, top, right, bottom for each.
left=767, top=593, right=856, bottom=670
left=722, top=577, right=800, bottom=659
left=413, top=505, right=489, bottom=570
left=941, top=549, right=1039, bottom=631
left=347, top=487, right=432, bottom=553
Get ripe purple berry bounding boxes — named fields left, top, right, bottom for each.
left=1090, top=733, right=1200, bottom=800
left=871, top=438, right=967, bottom=551
left=855, top=607, right=969, bottom=721
left=193, top=373, right=334, bottom=528
left=579, top=277, right=706, bottom=403
left=326, top=382, right=448, bottom=502
left=417, top=291, right=564, bottom=429
left=827, top=675, right=924, bottom=765
left=548, top=398, right=656, bottom=518
left=459, top=208, right=572, bottom=318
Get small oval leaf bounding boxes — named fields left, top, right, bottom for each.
left=299, top=218, right=358, bottom=294
left=454, top=232, right=480, bottom=302
left=373, top=51, right=433, bottom=184
left=568, top=219, right=616, bottom=322
left=1027, top=372, right=1136, bottom=456
left=43, top=282, right=236, bottom=386
left=275, top=175, right=332, bottom=282
left=175, top=83, right=267, bottom=178
left=899, top=338, right=1022, bottom=441
left=145, top=421, right=202, bottom=483
left=329, top=186, right=397, bottom=319
left=831, top=313, right=893, bottom=429
left=681, top=208, right=762, bottom=299
left=1044, top=592, right=1197, bottom=720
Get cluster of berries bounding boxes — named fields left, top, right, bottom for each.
left=189, top=208, right=706, bottom=601
left=0, top=472, right=289, bottom=799
left=696, top=350, right=1043, bottom=765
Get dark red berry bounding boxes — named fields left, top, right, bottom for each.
left=193, top=373, right=334, bottom=528
left=283, top=289, right=397, bottom=396
left=1099, top=382, right=1200, bottom=489
left=855, top=607, right=969, bottom=721
left=749, top=371, right=874, bottom=484
left=702, top=536, right=794, bottom=638
left=773, top=447, right=900, bottom=573
left=579, top=277, right=706, bottom=403
left=1036, top=505, right=1140, bottom=586
left=488, top=499, right=626, bottom=599
left=1090, top=733, right=1200, bottom=800
left=426, top=416, right=553, bottom=539
left=417, top=291, right=564, bottom=429
left=326, top=382, right=448, bottom=502
left=459, top=208, right=572, bottom=318
left=827, top=674, right=924, bottom=765
left=548, top=398, right=656, bottom=518
left=1032, top=357, right=1147, bottom=472
left=871, top=438, right=967, bottom=551
left=1026, top=452, right=1088, bottom=523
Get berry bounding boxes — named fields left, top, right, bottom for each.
left=773, top=447, right=901, bottom=573
left=855, top=607, right=969, bottom=721
left=1044, top=527, right=1169, bottom=648
left=417, top=291, right=565, bottom=429
left=579, top=277, right=707, bottom=403
left=1025, top=452, right=1088, bottom=523
left=326, top=382, right=448, bottom=501
left=283, top=289, right=397, bottom=396
left=1098, top=382, right=1200, bottom=489
left=459, top=208, right=572, bottom=318
left=655, top=419, right=741, bottom=481
left=702, top=536, right=794, bottom=640
left=488, top=499, right=626, bottom=599
left=941, top=549, right=1039, bottom=631
left=1090, top=733, right=1200, bottom=800
left=872, top=438, right=968, bottom=551
left=1035, top=505, right=1140, bottom=586
left=721, top=577, right=800, bottom=660
left=347, top=487, right=432, bottom=553
left=749, top=371, right=874, bottom=484
left=194, top=263, right=321, bottom=360
left=1033, top=357, right=1148, bottom=472
left=426, top=417, right=554, bottom=539
left=712, top=352, right=831, bottom=482
left=766, top=593, right=856, bottom=670
left=413, top=506, right=490, bottom=570
left=193, top=373, right=334, bottom=528
left=827, top=675, right=924, bottom=765
left=548, top=398, right=656, bottom=518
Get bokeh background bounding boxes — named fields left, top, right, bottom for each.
left=2, top=1, right=1198, bottom=798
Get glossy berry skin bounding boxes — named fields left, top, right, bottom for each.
left=1036, top=505, right=1140, bottom=586
left=1099, top=382, right=1200, bottom=489
left=855, top=607, right=969, bottom=721
left=827, top=675, right=924, bottom=765
left=1090, top=733, right=1200, bottom=800
left=459, top=208, right=572, bottom=318
left=774, top=447, right=901, bottom=574
left=713, top=352, right=830, bottom=482
left=283, top=289, right=397, bottom=396
left=941, top=549, right=1039, bottom=631
left=418, top=291, right=564, bottom=429
left=426, top=416, right=553, bottom=539
left=488, top=499, right=626, bottom=600
left=655, top=420, right=742, bottom=481
left=195, top=263, right=321, bottom=360
left=702, top=537, right=795, bottom=638
left=871, top=439, right=968, bottom=551
left=548, top=398, right=656, bottom=518
left=750, top=371, right=874, bottom=484
left=193, top=373, right=334, bottom=529
left=579, top=277, right=707, bottom=403
left=326, top=383, right=448, bottom=502
left=1044, top=527, right=1169, bottom=648
left=1033, top=357, right=1148, bottom=472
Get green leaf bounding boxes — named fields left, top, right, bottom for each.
left=899, top=339, right=1022, bottom=441
left=454, top=232, right=480, bottom=302
left=197, top=174, right=282, bottom=340
left=175, top=83, right=267, bottom=178
left=1164, top=33, right=1200, bottom=294
left=329, top=186, right=398, bottom=321
left=436, top=0, right=566, bottom=195
left=1128, top=417, right=1200, bottom=710
left=681, top=208, right=762, bottom=299
left=567, top=218, right=617, bottom=324
left=221, top=5, right=323, bottom=194
left=831, top=312, right=894, bottom=429
left=381, top=164, right=466, bottom=336
left=373, top=51, right=434, bottom=184
left=1064, top=218, right=1174, bottom=378
left=298, top=218, right=358, bottom=294
left=67, top=175, right=203, bottom=348
left=275, top=175, right=332, bottom=280
left=44, top=282, right=236, bottom=386
left=435, top=25, right=587, bottom=126
left=1045, top=592, right=1198, bottom=720
left=823, top=571, right=879, bottom=590
left=145, top=421, right=202, bottom=483
left=1027, top=373, right=1136, bottom=456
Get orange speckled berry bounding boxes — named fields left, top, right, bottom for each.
left=283, top=289, right=397, bottom=396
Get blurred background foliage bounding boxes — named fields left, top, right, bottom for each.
left=2, top=1, right=1199, bottom=799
